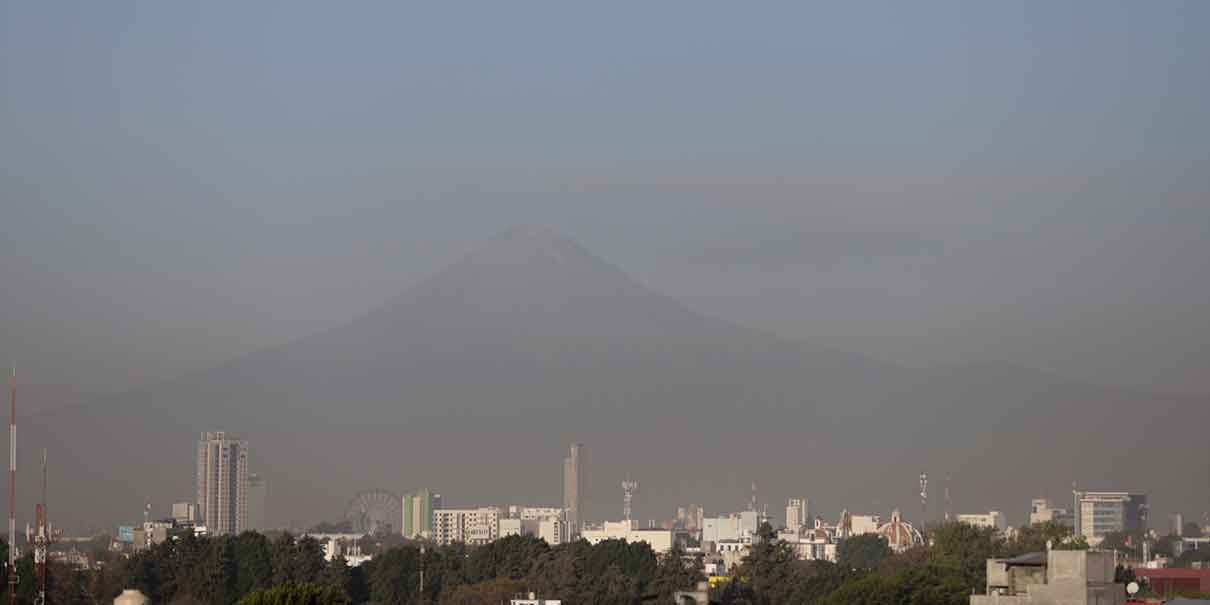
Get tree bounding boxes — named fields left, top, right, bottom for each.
left=238, top=581, right=349, bottom=605
left=363, top=545, right=419, bottom=604
left=835, top=534, right=892, bottom=571
left=464, top=534, right=548, bottom=583
left=592, top=563, right=639, bottom=605
left=649, top=545, right=703, bottom=603
left=928, top=522, right=1007, bottom=596
left=739, top=523, right=802, bottom=605
left=1010, top=521, right=1083, bottom=554
left=439, top=577, right=524, bottom=605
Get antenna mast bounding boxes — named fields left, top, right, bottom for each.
left=621, top=475, right=638, bottom=521
left=919, top=472, right=928, bottom=524
left=8, top=370, right=16, bottom=605
left=28, top=449, right=48, bottom=605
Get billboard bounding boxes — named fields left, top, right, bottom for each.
left=117, top=525, right=135, bottom=543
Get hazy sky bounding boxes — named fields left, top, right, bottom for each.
left=2, top=0, right=1208, bottom=413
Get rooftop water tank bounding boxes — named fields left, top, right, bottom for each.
left=114, top=589, right=150, bottom=605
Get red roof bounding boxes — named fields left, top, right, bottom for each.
left=1135, top=568, right=1210, bottom=595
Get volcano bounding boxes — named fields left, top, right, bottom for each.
left=29, top=226, right=1209, bottom=531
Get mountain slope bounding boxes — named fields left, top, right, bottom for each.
left=26, top=227, right=1209, bottom=532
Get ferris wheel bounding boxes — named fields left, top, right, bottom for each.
left=345, top=489, right=402, bottom=535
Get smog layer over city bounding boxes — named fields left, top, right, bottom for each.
left=1, top=2, right=1208, bottom=604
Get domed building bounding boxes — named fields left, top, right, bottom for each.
left=876, top=509, right=923, bottom=552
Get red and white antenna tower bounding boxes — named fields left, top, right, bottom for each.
left=8, top=369, right=17, bottom=605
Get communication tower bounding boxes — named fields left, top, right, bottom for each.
left=919, top=472, right=928, bottom=522
left=621, top=475, right=638, bottom=521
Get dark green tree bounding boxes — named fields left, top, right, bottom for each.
left=234, top=531, right=275, bottom=595
left=739, top=523, right=802, bottom=605
left=238, top=581, right=349, bottom=605
left=649, top=545, right=703, bottom=603
left=835, top=534, right=892, bottom=571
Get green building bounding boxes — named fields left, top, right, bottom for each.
left=402, top=489, right=440, bottom=539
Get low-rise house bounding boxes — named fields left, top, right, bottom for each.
left=970, top=549, right=1124, bottom=605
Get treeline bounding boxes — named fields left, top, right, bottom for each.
left=1, top=532, right=700, bottom=604
left=0, top=520, right=1147, bottom=604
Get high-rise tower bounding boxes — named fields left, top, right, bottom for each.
left=195, top=432, right=249, bottom=535
left=247, top=474, right=267, bottom=531
left=563, top=443, right=583, bottom=535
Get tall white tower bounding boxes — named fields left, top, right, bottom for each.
left=196, top=431, right=249, bottom=535
left=562, top=443, right=583, bottom=534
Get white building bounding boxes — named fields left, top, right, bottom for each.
left=510, top=505, right=566, bottom=521
left=563, top=444, right=583, bottom=535
left=539, top=517, right=567, bottom=545
left=702, top=511, right=759, bottom=545
left=1072, top=491, right=1147, bottom=544
left=786, top=498, right=809, bottom=532
left=324, top=537, right=371, bottom=567
left=957, top=511, right=1008, bottom=532
left=580, top=520, right=674, bottom=553
left=511, top=593, right=561, bottom=605
left=433, top=507, right=501, bottom=546
left=501, top=506, right=568, bottom=545
left=781, top=516, right=839, bottom=562
left=195, top=431, right=249, bottom=535
left=848, top=513, right=882, bottom=536
left=1029, top=498, right=1074, bottom=527
left=171, top=502, right=197, bottom=524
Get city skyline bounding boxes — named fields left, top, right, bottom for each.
left=9, top=227, right=1207, bottom=534
left=1, top=1, right=1207, bottom=602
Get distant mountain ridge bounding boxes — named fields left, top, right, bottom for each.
left=27, top=227, right=1209, bottom=532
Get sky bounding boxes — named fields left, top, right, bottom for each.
left=2, top=0, right=1209, bottom=416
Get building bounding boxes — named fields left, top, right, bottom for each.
left=970, top=549, right=1125, bottom=605
left=324, top=537, right=371, bottom=567
left=786, top=498, right=809, bottom=532
left=171, top=502, right=197, bottom=524
left=508, top=505, right=565, bottom=521
left=1029, top=498, right=1074, bottom=527
left=1072, top=491, right=1147, bottom=544
left=402, top=489, right=440, bottom=539
left=702, top=511, right=760, bottom=545
left=580, top=520, right=674, bottom=553
left=958, top=511, right=1009, bottom=532
left=674, top=504, right=705, bottom=531
left=502, top=506, right=568, bottom=545
left=499, top=518, right=538, bottom=539
left=876, top=510, right=924, bottom=552
left=510, top=593, right=561, bottom=605
left=1172, top=537, right=1210, bottom=558
left=1170, top=513, right=1186, bottom=536
left=784, top=516, right=839, bottom=562
left=433, top=507, right=501, bottom=545
left=538, top=517, right=567, bottom=545
left=1133, top=568, right=1210, bottom=599
left=248, top=474, right=266, bottom=531
left=195, top=431, right=249, bottom=535
left=563, top=443, right=583, bottom=535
